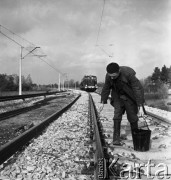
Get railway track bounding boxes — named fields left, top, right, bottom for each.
left=0, top=90, right=171, bottom=179
left=0, top=91, right=70, bottom=121
left=89, top=92, right=171, bottom=180
left=0, top=90, right=94, bottom=180
left=0, top=92, right=81, bottom=165
left=0, top=91, right=66, bottom=102
left=0, top=91, right=76, bottom=147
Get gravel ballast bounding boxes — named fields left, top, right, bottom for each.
left=0, top=91, right=93, bottom=180
left=0, top=93, right=77, bottom=147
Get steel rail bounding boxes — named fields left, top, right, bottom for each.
left=89, top=93, right=109, bottom=180
left=0, top=94, right=67, bottom=121
left=145, top=110, right=171, bottom=125
left=0, top=90, right=66, bottom=102
left=0, top=93, right=81, bottom=165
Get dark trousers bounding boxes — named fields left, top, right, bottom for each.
left=113, top=96, right=138, bottom=123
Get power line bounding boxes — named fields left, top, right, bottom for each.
left=35, top=55, right=63, bottom=75
left=0, top=24, right=35, bottom=47
left=94, top=0, right=112, bottom=58
left=94, top=1, right=115, bottom=58
left=96, top=45, right=111, bottom=57
left=0, top=31, right=23, bottom=47
left=95, top=0, right=106, bottom=46
left=0, top=24, right=63, bottom=75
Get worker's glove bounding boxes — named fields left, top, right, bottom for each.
left=138, top=106, right=144, bottom=117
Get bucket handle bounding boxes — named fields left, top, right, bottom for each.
left=139, top=105, right=150, bottom=130
left=139, top=115, right=150, bottom=130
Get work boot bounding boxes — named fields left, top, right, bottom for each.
left=130, top=121, right=138, bottom=131
left=113, top=121, right=121, bottom=145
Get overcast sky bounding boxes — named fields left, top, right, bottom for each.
left=0, top=0, right=171, bottom=84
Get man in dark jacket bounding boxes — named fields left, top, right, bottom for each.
left=101, top=62, right=145, bottom=145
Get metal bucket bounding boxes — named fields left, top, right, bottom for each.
left=132, top=128, right=151, bottom=152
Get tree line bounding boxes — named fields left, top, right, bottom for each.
left=142, top=65, right=171, bottom=93
left=0, top=74, right=33, bottom=91
left=0, top=73, right=80, bottom=92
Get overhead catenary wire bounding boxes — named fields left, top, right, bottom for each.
left=0, top=24, right=35, bottom=47
left=97, top=45, right=112, bottom=57
left=0, top=31, right=23, bottom=47
left=95, top=0, right=106, bottom=46
left=94, top=0, right=113, bottom=58
left=0, top=24, right=64, bottom=76
left=32, top=53, right=63, bottom=75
